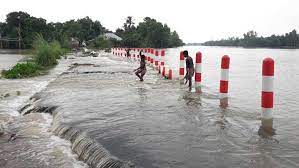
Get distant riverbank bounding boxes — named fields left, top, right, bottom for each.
left=185, top=44, right=299, bottom=50
left=202, top=30, right=299, bottom=49
left=201, top=44, right=299, bottom=49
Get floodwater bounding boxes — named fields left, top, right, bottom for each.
left=0, top=50, right=87, bottom=168
left=1, top=46, right=299, bottom=168
left=0, top=50, right=24, bottom=71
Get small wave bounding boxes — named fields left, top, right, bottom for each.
left=19, top=96, right=134, bottom=168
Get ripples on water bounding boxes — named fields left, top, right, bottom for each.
left=1, top=47, right=299, bottom=168
left=0, top=49, right=26, bottom=71
left=18, top=47, right=299, bottom=168
left=0, top=51, right=88, bottom=168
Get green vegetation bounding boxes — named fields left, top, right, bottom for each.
left=1, top=63, right=42, bottom=79
left=89, top=37, right=111, bottom=49
left=2, top=35, right=68, bottom=79
left=203, top=30, right=299, bottom=48
left=0, top=12, right=183, bottom=49
left=0, top=11, right=106, bottom=49
left=114, top=16, right=184, bottom=48
left=0, top=12, right=184, bottom=77
left=50, top=41, right=68, bottom=59
left=33, top=35, right=57, bottom=66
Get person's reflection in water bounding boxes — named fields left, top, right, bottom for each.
left=136, top=87, right=148, bottom=105
left=181, top=91, right=202, bottom=107
left=215, top=108, right=228, bottom=130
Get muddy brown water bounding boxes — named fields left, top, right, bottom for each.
left=1, top=47, right=299, bottom=168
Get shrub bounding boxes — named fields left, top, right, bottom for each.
left=33, top=35, right=57, bottom=67
left=60, top=34, right=71, bottom=49
left=2, top=63, right=42, bottom=79
left=2, top=34, right=70, bottom=79
left=50, top=40, right=64, bottom=59
left=92, top=37, right=111, bottom=49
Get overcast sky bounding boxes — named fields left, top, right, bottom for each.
left=0, top=0, right=298, bottom=43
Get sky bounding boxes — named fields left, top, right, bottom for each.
left=0, top=0, right=299, bottom=43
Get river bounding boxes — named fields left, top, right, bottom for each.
left=1, top=46, right=299, bottom=168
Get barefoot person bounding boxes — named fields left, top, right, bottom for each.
left=183, top=50, right=194, bottom=91
left=134, top=51, right=146, bottom=81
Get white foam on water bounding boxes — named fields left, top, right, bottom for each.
left=2, top=58, right=71, bottom=117
left=40, top=113, right=88, bottom=168
left=0, top=54, right=91, bottom=168
left=50, top=135, right=89, bottom=168
left=3, top=81, right=51, bottom=117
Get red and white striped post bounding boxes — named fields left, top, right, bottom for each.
left=260, top=57, right=275, bottom=134
left=155, top=50, right=159, bottom=71
left=159, top=50, right=165, bottom=74
left=219, top=55, right=230, bottom=108
left=144, top=49, right=147, bottom=62
left=150, top=48, right=154, bottom=65
left=179, top=51, right=185, bottom=81
left=161, top=50, right=165, bottom=66
left=158, top=65, right=161, bottom=73
left=195, top=52, right=202, bottom=93
left=162, top=66, right=166, bottom=77
left=151, top=49, right=154, bottom=67
left=148, top=49, right=151, bottom=64
left=169, top=69, right=173, bottom=80
left=133, top=50, right=136, bottom=60
left=150, top=49, right=154, bottom=66
left=135, top=49, right=138, bottom=59
left=147, top=48, right=150, bottom=64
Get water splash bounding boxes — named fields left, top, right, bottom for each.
left=19, top=96, right=134, bottom=168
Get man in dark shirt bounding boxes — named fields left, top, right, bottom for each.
left=134, top=51, right=147, bottom=81
left=183, top=50, right=194, bottom=91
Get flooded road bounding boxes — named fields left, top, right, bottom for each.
left=19, top=47, right=299, bottom=168
left=0, top=50, right=25, bottom=71
left=0, top=50, right=87, bottom=168
left=1, top=47, right=299, bottom=168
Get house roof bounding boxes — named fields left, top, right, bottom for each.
left=102, top=33, right=122, bottom=41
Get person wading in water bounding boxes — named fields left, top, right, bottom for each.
left=183, top=50, right=195, bottom=91
left=134, top=51, right=146, bottom=81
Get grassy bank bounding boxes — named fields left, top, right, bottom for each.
left=1, top=35, right=69, bottom=79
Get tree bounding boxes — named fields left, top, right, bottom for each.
left=1, top=11, right=183, bottom=49
left=114, top=16, right=183, bottom=48
left=123, top=16, right=135, bottom=31
left=203, top=29, right=299, bottom=48
left=1, top=11, right=107, bottom=49
left=169, top=31, right=184, bottom=47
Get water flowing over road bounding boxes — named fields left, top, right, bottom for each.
left=1, top=47, right=299, bottom=168
left=0, top=51, right=87, bottom=168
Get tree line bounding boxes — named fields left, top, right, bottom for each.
left=114, top=16, right=184, bottom=48
left=0, top=11, right=184, bottom=49
left=0, top=11, right=106, bottom=49
left=203, top=30, right=299, bottom=48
